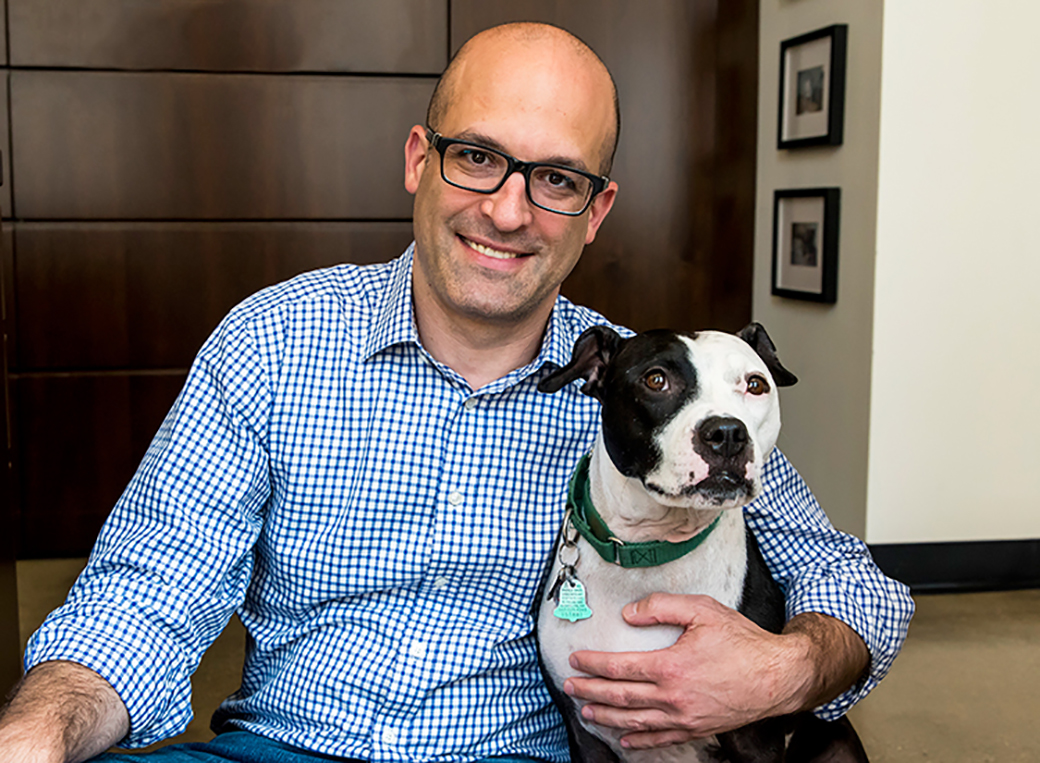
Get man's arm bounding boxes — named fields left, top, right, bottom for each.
left=564, top=594, right=869, bottom=749
left=0, top=661, right=129, bottom=763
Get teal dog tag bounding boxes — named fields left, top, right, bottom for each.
left=553, top=579, right=592, bottom=622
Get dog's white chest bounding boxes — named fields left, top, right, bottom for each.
left=538, top=509, right=749, bottom=760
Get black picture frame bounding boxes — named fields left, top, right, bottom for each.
left=771, top=188, right=840, bottom=303
left=777, top=24, right=847, bottom=149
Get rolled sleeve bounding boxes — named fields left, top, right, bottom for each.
left=25, top=604, right=195, bottom=747
left=745, top=450, right=914, bottom=719
left=23, top=312, right=274, bottom=748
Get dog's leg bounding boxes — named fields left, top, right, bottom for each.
left=783, top=714, right=869, bottom=763
left=715, top=717, right=786, bottom=763
left=540, top=677, right=619, bottom=763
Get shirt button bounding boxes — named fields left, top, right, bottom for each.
left=408, top=641, right=427, bottom=659
left=464, top=397, right=479, bottom=410
left=432, top=576, right=449, bottom=590
left=381, top=728, right=399, bottom=745
left=448, top=490, right=464, bottom=506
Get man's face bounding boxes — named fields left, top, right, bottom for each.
left=404, top=38, right=618, bottom=330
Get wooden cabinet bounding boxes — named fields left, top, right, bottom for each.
left=4, top=3, right=445, bottom=557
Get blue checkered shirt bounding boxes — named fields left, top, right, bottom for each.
left=26, top=246, right=913, bottom=760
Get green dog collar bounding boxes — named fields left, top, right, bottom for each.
left=566, top=452, right=722, bottom=568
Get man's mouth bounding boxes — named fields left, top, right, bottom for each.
left=460, top=236, right=531, bottom=260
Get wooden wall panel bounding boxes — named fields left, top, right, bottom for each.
left=1, top=72, right=11, bottom=219
left=0, top=0, right=7, bottom=66
left=8, top=0, right=447, bottom=74
left=13, top=222, right=415, bottom=371
left=0, top=222, right=21, bottom=693
left=451, top=0, right=757, bottom=334
left=11, top=71, right=435, bottom=220
left=12, top=373, right=187, bottom=559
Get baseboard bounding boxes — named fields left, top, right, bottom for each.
left=869, top=539, right=1040, bottom=593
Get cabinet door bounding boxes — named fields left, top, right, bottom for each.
left=8, top=0, right=447, bottom=73
left=11, top=72, right=434, bottom=221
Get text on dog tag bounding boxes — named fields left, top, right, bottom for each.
left=553, top=579, right=592, bottom=622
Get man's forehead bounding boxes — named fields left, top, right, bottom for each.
left=439, top=44, right=613, bottom=166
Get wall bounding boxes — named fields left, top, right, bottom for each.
left=753, top=0, right=885, bottom=537
left=756, top=0, right=1040, bottom=546
left=866, top=2, right=1040, bottom=543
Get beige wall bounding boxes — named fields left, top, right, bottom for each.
left=756, top=1, right=1040, bottom=544
left=753, top=1, right=885, bottom=537
left=865, top=1, right=1040, bottom=543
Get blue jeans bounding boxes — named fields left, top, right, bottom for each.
left=89, top=730, right=548, bottom=763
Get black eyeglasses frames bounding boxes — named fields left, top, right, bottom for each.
left=424, top=129, right=609, bottom=216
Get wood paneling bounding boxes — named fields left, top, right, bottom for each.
left=11, top=71, right=435, bottom=220
left=0, top=222, right=21, bottom=693
left=0, top=0, right=6, bottom=66
left=8, top=0, right=447, bottom=74
left=1, top=72, right=11, bottom=219
left=12, top=373, right=187, bottom=559
left=451, top=0, right=757, bottom=334
left=12, top=222, right=414, bottom=371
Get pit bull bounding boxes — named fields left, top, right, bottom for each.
left=535, top=323, right=868, bottom=763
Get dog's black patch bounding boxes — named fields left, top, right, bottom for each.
left=598, top=330, right=700, bottom=480
left=539, top=328, right=702, bottom=481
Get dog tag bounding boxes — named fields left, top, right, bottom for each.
left=553, top=578, right=592, bottom=622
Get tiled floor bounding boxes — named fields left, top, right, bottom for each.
left=14, top=559, right=1040, bottom=760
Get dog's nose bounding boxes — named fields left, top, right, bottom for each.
left=696, top=416, right=749, bottom=458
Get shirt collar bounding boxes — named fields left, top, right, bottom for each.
left=362, top=244, right=421, bottom=360
left=361, top=242, right=579, bottom=383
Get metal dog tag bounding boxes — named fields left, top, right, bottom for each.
left=553, top=577, right=592, bottom=623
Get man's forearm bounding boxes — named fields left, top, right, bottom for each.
left=780, top=612, right=871, bottom=714
left=0, top=660, right=129, bottom=763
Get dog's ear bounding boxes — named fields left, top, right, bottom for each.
left=738, top=322, right=798, bottom=387
left=538, top=325, right=623, bottom=399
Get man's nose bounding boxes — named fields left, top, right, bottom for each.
left=479, top=172, right=534, bottom=231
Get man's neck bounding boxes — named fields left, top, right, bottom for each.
left=412, top=291, right=554, bottom=391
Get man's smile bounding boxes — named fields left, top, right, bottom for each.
left=459, top=235, right=533, bottom=260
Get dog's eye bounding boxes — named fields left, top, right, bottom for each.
left=746, top=374, right=770, bottom=396
left=644, top=370, right=669, bottom=391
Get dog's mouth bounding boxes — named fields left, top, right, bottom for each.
left=645, top=470, right=756, bottom=507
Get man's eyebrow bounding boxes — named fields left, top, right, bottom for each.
left=452, top=130, right=592, bottom=173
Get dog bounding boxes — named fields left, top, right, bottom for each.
left=535, top=323, right=868, bottom=763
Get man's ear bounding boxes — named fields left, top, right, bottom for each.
left=538, top=325, right=624, bottom=400
left=404, top=125, right=430, bottom=195
left=584, top=181, right=618, bottom=245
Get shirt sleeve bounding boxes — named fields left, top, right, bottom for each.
left=744, top=449, right=914, bottom=720
left=23, top=312, right=275, bottom=748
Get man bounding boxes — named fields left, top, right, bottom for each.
left=0, top=22, right=912, bottom=763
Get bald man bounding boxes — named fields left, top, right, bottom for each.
left=0, top=23, right=912, bottom=763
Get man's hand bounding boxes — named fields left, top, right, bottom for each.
left=563, top=593, right=869, bottom=750
left=0, top=661, right=129, bottom=763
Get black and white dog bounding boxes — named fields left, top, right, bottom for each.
left=536, top=324, right=868, bottom=763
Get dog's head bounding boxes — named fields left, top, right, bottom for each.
left=540, top=323, right=797, bottom=510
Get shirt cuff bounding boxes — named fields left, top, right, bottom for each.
left=784, top=572, right=914, bottom=719
left=25, top=602, right=195, bottom=748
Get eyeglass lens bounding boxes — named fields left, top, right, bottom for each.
left=440, top=143, right=594, bottom=213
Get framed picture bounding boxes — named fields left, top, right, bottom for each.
left=777, top=24, right=847, bottom=149
left=771, top=188, right=840, bottom=303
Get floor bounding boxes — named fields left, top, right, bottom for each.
left=14, top=558, right=1040, bottom=761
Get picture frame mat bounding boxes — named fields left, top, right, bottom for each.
left=775, top=195, right=826, bottom=294
left=781, top=35, right=832, bottom=142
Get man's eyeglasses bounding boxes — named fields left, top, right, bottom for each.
left=425, top=129, right=609, bottom=216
